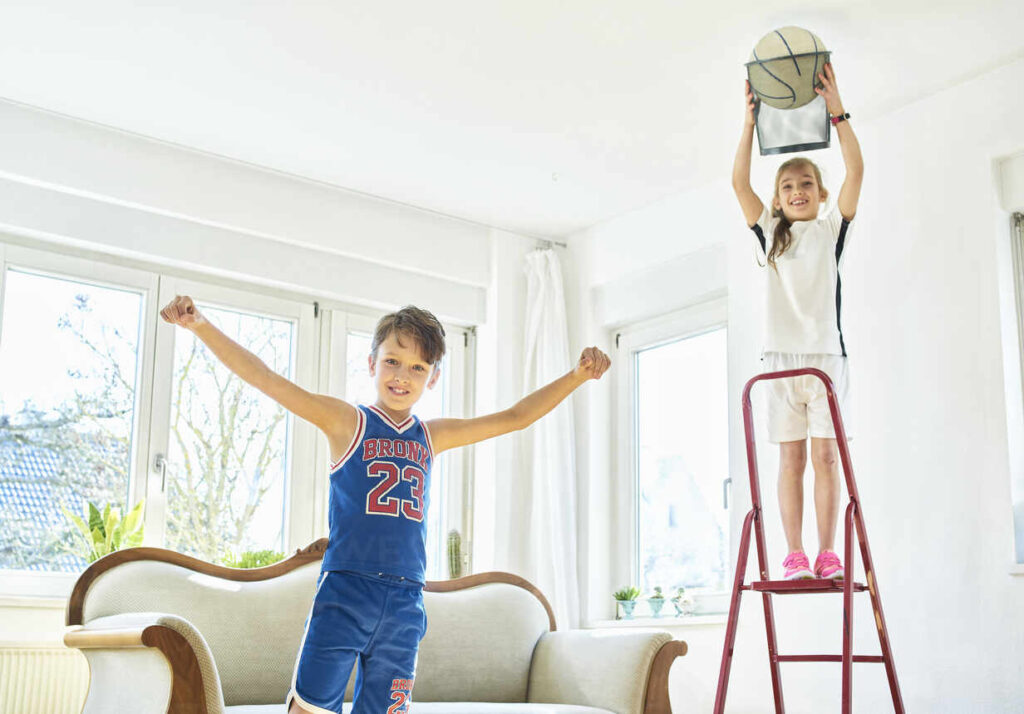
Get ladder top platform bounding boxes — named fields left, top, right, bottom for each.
left=746, top=579, right=868, bottom=594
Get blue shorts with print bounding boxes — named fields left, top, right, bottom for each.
left=288, top=570, right=427, bottom=714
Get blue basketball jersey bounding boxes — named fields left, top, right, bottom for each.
left=321, top=404, right=434, bottom=583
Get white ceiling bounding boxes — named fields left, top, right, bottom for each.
left=1, top=1, right=1021, bottom=238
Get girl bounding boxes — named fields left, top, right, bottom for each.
left=731, top=63, right=864, bottom=581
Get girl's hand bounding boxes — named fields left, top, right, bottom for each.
left=744, top=80, right=757, bottom=127
left=574, top=346, right=611, bottom=381
left=160, top=295, right=206, bottom=330
left=815, top=63, right=845, bottom=117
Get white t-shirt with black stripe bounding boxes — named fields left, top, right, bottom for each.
left=751, top=204, right=852, bottom=356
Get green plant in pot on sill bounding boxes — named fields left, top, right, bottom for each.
left=61, top=498, right=146, bottom=564
left=671, top=586, right=696, bottom=617
left=648, top=585, right=666, bottom=618
left=612, top=585, right=642, bottom=620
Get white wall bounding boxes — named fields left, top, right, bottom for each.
left=0, top=99, right=535, bottom=642
left=567, top=57, right=1024, bottom=713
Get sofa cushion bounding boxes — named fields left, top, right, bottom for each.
left=228, top=704, right=614, bottom=714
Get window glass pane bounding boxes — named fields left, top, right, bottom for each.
left=0, top=268, right=143, bottom=572
left=346, top=331, right=448, bottom=578
left=164, top=305, right=292, bottom=562
left=636, top=327, right=729, bottom=594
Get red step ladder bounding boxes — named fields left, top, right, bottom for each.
left=713, top=368, right=904, bottom=714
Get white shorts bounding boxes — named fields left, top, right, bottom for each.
left=762, top=352, right=851, bottom=444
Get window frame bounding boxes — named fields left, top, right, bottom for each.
left=613, top=297, right=730, bottom=609
left=0, top=237, right=477, bottom=596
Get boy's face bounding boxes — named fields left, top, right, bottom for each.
left=368, top=332, right=440, bottom=412
left=773, top=166, right=826, bottom=222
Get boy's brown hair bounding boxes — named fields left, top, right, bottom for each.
left=371, top=306, right=447, bottom=367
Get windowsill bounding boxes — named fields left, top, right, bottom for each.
left=0, top=595, right=67, bottom=609
left=586, top=614, right=727, bottom=629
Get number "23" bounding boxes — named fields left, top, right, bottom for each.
left=366, top=461, right=425, bottom=522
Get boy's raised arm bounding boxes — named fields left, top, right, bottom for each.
left=426, top=347, right=610, bottom=455
left=160, top=295, right=357, bottom=440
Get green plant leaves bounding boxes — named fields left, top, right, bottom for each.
left=62, top=498, right=146, bottom=564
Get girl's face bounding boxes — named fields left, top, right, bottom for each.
left=368, top=332, right=440, bottom=413
left=773, top=165, right=827, bottom=222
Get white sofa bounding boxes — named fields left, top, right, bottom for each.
left=64, top=540, right=686, bottom=714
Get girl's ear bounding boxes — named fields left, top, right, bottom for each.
left=772, top=196, right=781, bottom=212
left=820, top=187, right=829, bottom=202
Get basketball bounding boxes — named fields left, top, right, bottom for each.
left=746, top=26, right=829, bottom=110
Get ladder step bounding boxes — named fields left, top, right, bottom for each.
left=776, top=655, right=886, bottom=663
left=745, top=579, right=868, bottom=594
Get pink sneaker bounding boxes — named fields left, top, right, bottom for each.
left=782, top=551, right=814, bottom=580
left=815, top=550, right=845, bottom=579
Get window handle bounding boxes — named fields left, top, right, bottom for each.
left=723, top=477, right=732, bottom=510
left=154, top=453, right=167, bottom=493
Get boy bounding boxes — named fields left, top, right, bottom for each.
left=159, top=296, right=610, bottom=714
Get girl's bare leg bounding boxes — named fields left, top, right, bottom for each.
left=810, top=437, right=841, bottom=552
left=778, top=439, right=808, bottom=553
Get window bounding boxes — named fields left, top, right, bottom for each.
left=0, top=261, right=149, bottom=575
left=616, top=298, right=730, bottom=611
left=0, top=242, right=475, bottom=595
left=1008, top=212, right=1024, bottom=568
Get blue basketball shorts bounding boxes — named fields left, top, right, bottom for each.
left=288, top=570, right=427, bottom=714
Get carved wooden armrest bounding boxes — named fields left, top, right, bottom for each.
left=64, top=613, right=223, bottom=714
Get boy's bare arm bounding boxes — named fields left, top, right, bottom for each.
left=733, top=80, right=765, bottom=228
left=817, top=63, right=863, bottom=221
left=426, top=347, right=610, bottom=455
left=160, top=296, right=357, bottom=442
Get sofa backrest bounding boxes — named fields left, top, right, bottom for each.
left=69, top=545, right=555, bottom=707
left=412, top=575, right=554, bottom=703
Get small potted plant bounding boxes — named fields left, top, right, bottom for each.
left=648, top=586, right=666, bottom=618
left=612, top=586, right=641, bottom=620
left=62, top=498, right=146, bottom=563
left=671, top=586, right=695, bottom=617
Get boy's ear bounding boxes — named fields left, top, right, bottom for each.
left=427, top=365, right=441, bottom=390
left=367, top=353, right=376, bottom=377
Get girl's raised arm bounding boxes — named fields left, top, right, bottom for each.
left=732, top=80, right=765, bottom=227
left=817, top=63, right=864, bottom=221
left=160, top=295, right=357, bottom=442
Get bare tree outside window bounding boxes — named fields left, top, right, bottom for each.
left=164, top=305, right=293, bottom=563
left=0, top=272, right=140, bottom=572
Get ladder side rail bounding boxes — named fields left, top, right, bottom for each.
left=842, top=501, right=857, bottom=714
left=713, top=508, right=757, bottom=714
left=742, top=376, right=786, bottom=713
left=853, top=505, right=905, bottom=713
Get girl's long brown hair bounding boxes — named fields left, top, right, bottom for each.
left=767, top=158, right=827, bottom=269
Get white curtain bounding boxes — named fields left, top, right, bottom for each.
left=517, top=247, right=580, bottom=628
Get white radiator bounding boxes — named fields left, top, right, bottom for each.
left=0, top=644, right=88, bottom=714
